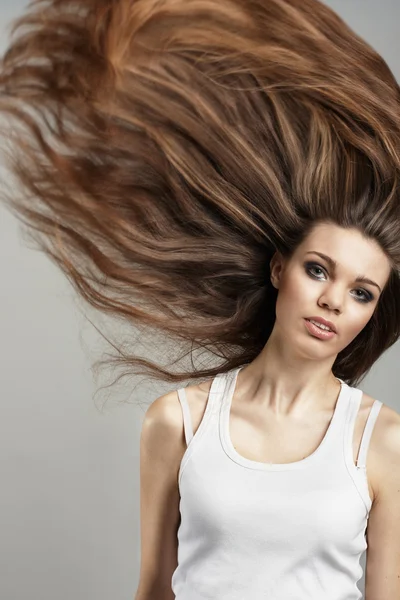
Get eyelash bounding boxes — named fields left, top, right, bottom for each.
left=305, top=262, right=374, bottom=303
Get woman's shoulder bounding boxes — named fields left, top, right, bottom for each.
left=144, top=377, right=214, bottom=441
left=361, top=391, right=398, bottom=424
left=361, top=392, right=400, bottom=498
left=360, top=391, right=399, bottom=446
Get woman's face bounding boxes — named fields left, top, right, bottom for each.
left=270, top=222, right=392, bottom=358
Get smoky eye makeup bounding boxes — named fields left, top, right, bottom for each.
left=303, top=261, right=375, bottom=303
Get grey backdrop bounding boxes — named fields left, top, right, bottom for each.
left=1, top=1, right=399, bottom=599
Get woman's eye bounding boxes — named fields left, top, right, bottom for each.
left=304, top=263, right=374, bottom=303
left=309, top=265, right=324, bottom=277
left=306, top=263, right=326, bottom=279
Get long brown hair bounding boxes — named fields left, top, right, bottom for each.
left=1, top=0, right=400, bottom=394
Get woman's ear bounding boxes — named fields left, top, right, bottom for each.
left=270, top=251, right=284, bottom=289
left=269, top=252, right=279, bottom=288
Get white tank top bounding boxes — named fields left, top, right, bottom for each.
left=171, top=365, right=383, bottom=600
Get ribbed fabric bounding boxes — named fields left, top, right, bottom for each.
left=171, top=366, right=383, bottom=600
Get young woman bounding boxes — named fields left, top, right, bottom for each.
left=0, top=1, right=399, bottom=598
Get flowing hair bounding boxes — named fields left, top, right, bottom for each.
left=1, top=0, right=400, bottom=395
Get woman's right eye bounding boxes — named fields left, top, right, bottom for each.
left=305, top=262, right=326, bottom=278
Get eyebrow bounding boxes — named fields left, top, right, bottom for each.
left=305, top=251, right=382, bottom=293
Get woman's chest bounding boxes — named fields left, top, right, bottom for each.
left=188, top=385, right=383, bottom=504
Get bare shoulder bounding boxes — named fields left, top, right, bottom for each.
left=141, top=378, right=215, bottom=476
left=141, top=389, right=185, bottom=455
left=140, top=391, right=187, bottom=485
left=144, top=377, right=213, bottom=428
left=362, top=392, right=400, bottom=437
left=362, top=392, right=400, bottom=497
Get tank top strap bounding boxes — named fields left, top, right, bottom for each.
left=177, top=388, right=193, bottom=446
left=177, top=371, right=227, bottom=447
left=355, top=395, right=383, bottom=469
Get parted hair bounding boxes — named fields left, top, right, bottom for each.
left=1, top=0, right=400, bottom=393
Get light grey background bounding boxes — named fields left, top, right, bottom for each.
left=1, top=2, right=399, bottom=599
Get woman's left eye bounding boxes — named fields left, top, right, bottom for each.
left=304, top=263, right=374, bottom=303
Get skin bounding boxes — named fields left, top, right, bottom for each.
left=235, top=220, right=392, bottom=418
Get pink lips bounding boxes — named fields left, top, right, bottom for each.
left=305, top=316, right=337, bottom=334
left=304, top=318, right=336, bottom=340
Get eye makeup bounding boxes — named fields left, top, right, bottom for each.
left=304, top=262, right=374, bottom=303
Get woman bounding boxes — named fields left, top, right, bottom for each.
left=0, top=0, right=399, bottom=598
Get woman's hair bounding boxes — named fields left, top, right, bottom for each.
left=1, top=0, right=400, bottom=393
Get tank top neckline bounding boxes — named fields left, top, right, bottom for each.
left=219, top=366, right=351, bottom=471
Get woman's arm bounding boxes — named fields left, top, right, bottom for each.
left=365, top=412, right=400, bottom=599
left=135, top=393, right=185, bottom=599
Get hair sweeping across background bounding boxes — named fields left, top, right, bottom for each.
left=0, top=0, right=400, bottom=399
